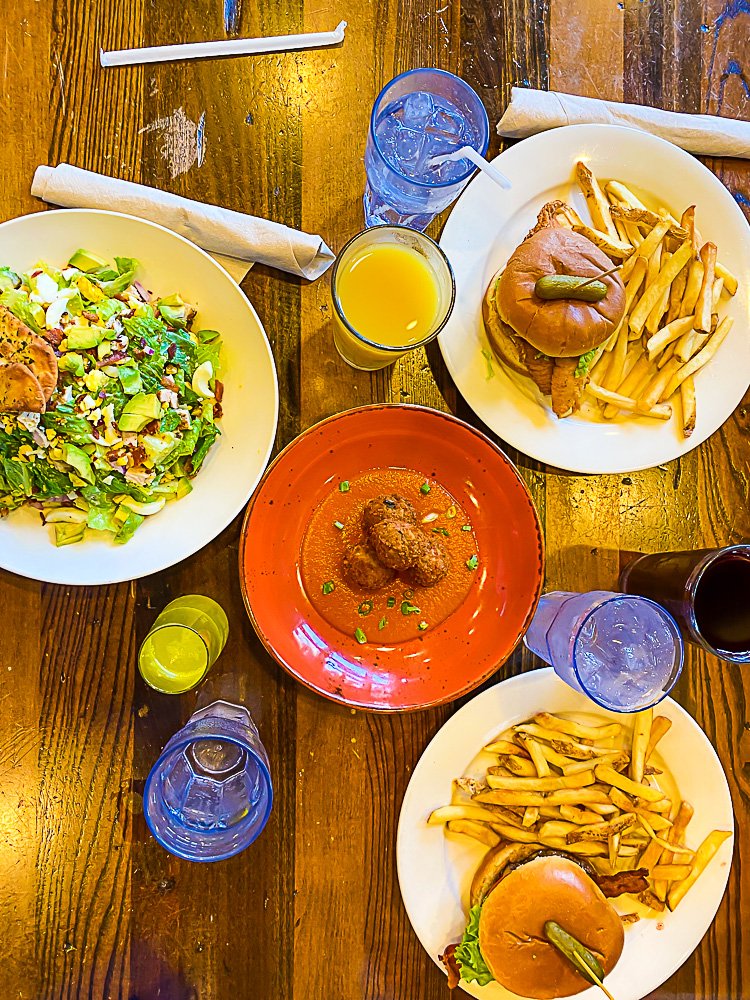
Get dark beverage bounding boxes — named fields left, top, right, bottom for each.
left=693, top=552, right=750, bottom=653
left=620, top=544, right=750, bottom=662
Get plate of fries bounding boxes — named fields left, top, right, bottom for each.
left=397, top=668, right=734, bottom=1000
left=438, top=124, right=750, bottom=473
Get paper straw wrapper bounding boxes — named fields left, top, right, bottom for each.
left=101, top=20, right=347, bottom=67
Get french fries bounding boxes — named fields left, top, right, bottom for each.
left=681, top=377, right=696, bottom=437
left=630, top=709, right=652, bottom=783
left=645, top=716, right=672, bottom=761
left=587, top=381, right=672, bottom=419
left=576, top=162, right=619, bottom=238
left=694, top=243, right=717, bottom=332
left=559, top=166, right=737, bottom=438
left=533, top=712, right=621, bottom=742
left=485, top=772, right=595, bottom=792
left=667, top=830, right=732, bottom=910
left=661, top=317, right=733, bottom=401
left=628, top=241, right=693, bottom=336
left=446, top=819, right=501, bottom=848
left=434, top=710, right=732, bottom=922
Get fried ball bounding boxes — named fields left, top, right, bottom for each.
left=362, top=494, right=418, bottom=531
left=369, top=519, right=424, bottom=571
left=408, top=536, right=450, bottom=587
left=343, top=542, right=395, bottom=591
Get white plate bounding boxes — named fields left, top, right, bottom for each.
left=397, top=668, right=734, bottom=1000
left=438, top=124, right=750, bottom=474
left=0, top=210, right=278, bottom=584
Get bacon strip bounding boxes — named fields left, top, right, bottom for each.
left=595, top=867, right=649, bottom=897
left=440, top=943, right=461, bottom=990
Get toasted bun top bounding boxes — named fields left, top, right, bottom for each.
left=478, top=855, right=624, bottom=999
left=497, top=228, right=626, bottom=358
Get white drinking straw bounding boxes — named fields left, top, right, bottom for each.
left=101, top=20, right=347, bottom=68
left=430, top=145, right=513, bottom=191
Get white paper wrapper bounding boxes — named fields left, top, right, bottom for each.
left=31, top=164, right=335, bottom=281
left=497, top=88, right=750, bottom=159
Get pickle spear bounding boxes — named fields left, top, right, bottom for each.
left=535, top=275, right=608, bottom=302
left=544, top=921, right=616, bottom=1000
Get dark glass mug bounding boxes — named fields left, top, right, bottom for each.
left=619, top=543, right=750, bottom=663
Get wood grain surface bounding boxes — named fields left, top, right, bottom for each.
left=0, top=1, right=748, bottom=998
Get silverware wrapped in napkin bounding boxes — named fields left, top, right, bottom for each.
left=31, top=164, right=335, bottom=282
left=497, top=88, right=750, bottom=159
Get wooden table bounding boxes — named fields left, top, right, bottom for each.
left=2, top=1, right=749, bottom=997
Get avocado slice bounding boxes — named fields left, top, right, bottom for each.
left=62, top=443, right=95, bottom=484
left=66, top=326, right=106, bottom=350
left=54, top=522, right=87, bottom=546
left=58, top=352, right=86, bottom=377
left=117, top=392, right=161, bottom=433
left=68, top=249, right=109, bottom=273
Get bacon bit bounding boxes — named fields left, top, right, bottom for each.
left=214, top=379, right=224, bottom=403
left=440, top=944, right=461, bottom=990
left=166, top=342, right=177, bottom=360
left=31, top=269, right=42, bottom=278
left=143, top=419, right=160, bottom=435
left=160, top=375, right=177, bottom=390
left=114, top=292, right=129, bottom=302
left=214, top=403, right=223, bottom=420
left=620, top=913, right=640, bottom=925
left=82, top=310, right=98, bottom=322
left=595, top=868, right=649, bottom=897
left=43, top=327, right=64, bottom=347
left=129, top=445, right=147, bottom=466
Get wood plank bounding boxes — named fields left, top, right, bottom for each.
left=550, top=0, right=624, bottom=100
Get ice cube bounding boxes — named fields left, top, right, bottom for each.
left=401, top=91, right=434, bottom=127
left=433, top=104, right=465, bottom=138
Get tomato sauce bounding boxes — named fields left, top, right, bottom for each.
left=299, top=468, right=479, bottom=644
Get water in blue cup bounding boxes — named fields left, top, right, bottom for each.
left=523, top=591, right=684, bottom=713
left=364, top=68, right=489, bottom=230
left=144, top=699, right=273, bottom=862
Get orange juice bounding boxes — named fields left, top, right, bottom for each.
left=336, top=243, right=440, bottom=347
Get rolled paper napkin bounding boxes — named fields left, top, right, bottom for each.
left=497, top=88, right=750, bottom=159
left=31, top=163, right=335, bottom=281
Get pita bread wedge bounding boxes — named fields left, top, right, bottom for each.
left=0, top=304, right=58, bottom=401
left=0, top=362, right=46, bottom=413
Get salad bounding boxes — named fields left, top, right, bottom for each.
left=0, top=249, right=223, bottom=545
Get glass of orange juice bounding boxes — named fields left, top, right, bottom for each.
left=331, top=226, right=455, bottom=370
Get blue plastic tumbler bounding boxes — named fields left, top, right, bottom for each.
left=144, top=699, right=273, bottom=862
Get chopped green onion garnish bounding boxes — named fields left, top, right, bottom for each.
left=402, top=588, right=415, bottom=600
left=378, top=616, right=388, bottom=630
left=401, top=600, right=421, bottom=615
left=432, top=526, right=449, bottom=537
left=445, top=505, right=457, bottom=519
left=354, top=627, right=367, bottom=644
left=466, top=554, right=479, bottom=570
left=358, top=599, right=374, bottom=617
left=339, top=481, right=350, bottom=493
left=420, top=481, right=431, bottom=495
left=418, top=621, right=428, bottom=631
left=322, top=581, right=335, bottom=595
left=387, top=596, right=396, bottom=608
left=333, top=520, right=344, bottom=531
left=461, top=524, right=472, bottom=532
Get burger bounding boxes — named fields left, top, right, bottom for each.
left=442, top=845, right=646, bottom=998
left=482, top=212, right=626, bottom=418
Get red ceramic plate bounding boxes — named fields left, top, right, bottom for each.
left=239, top=405, right=544, bottom=711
